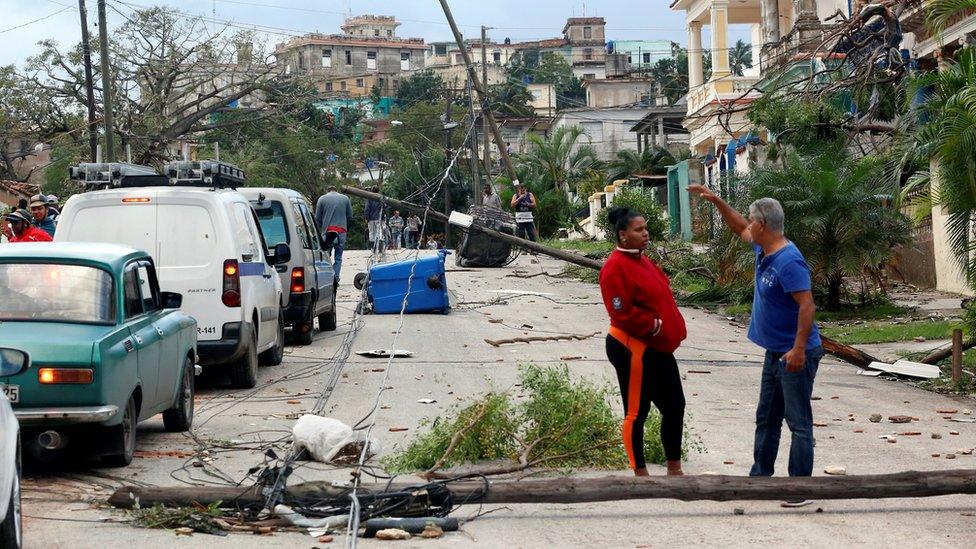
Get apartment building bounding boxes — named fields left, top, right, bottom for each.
left=274, top=15, right=426, bottom=97
left=514, top=17, right=609, bottom=80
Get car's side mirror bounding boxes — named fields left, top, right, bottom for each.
left=160, top=291, right=183, bottom=309
left=270, top=243, right=291, bottom=266
left=0, top=348, right=30, bottom=377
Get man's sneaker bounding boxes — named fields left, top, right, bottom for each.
left=780, top=499, right=813, bottom=508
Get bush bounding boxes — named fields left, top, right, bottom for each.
left=382, top=363, right=704, bottom=473
left=597, top=186, right=668, bottom=242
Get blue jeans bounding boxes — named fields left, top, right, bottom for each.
left=749, top=346, right=823, bottom=477
left=327, top=232, right=347, bottom=282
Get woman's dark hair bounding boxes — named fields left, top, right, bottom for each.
left=608, top=207, right=641, bottom=242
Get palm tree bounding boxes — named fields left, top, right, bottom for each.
left=728, top=40, right=753, bottom=77
left=520, top=125, right=599, bottom=194
left=910, top=47, right=976, bottom=284
left=749, top=146, right=912, bottom=311
left=928, top=0, right=976, bottom=31
left=606, top=147, right=676, bottom=183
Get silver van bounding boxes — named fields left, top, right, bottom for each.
left=241, top=188, right=336, bottom=344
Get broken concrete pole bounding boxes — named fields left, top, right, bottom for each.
left=108, top=470, right=976, bottom=509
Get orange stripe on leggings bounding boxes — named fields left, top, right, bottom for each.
left=609, top=326, right=646, bottom=471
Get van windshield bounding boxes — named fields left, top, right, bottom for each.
left=251, top=200, right=289, bottom=247
left=0, top=263, right=116, bottom=324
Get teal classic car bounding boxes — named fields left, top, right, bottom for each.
left=0, top=243, right=197, bottom=467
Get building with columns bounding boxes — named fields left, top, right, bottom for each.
left=670, top=0, right=849, bottom=158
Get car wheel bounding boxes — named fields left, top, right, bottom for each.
left=0, top=440, right=21, bottom=548
left=259, top=312, right=285, bottom=366
left=162, top=355, right=194, bottom=432
left=102, top=396, right=137, bottom=468
left=229, top=327, right=258, bottom=388
left=319, top=290, right=338, bottom=332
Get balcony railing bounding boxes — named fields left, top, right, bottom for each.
left=687, top=75, right=761, bottom=114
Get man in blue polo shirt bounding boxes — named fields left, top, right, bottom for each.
left=688, top=185, right=822, bottom=505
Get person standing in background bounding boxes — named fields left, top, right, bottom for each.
left=510, top=183, right=537, bottom=245
left=364, top=186, right=384, bottom=253
left=388, top=210, right=404, bottom=250
left=314, top=186, right=354, bottom=283
left=29, top=194, right=57, bottom=238
left=406, top=213, right=421, bottom=249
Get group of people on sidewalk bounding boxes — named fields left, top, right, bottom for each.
left=2, top=194, right=60, bottom=244
left=600, top=185, right=823, bottom=507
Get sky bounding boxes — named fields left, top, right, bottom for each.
left=0, top=0, right=752, bottom=67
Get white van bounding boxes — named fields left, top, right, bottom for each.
left=56, top=186, right=289, bottom=388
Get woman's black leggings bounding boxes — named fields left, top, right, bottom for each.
left=606, top=331, right=686, bottom=469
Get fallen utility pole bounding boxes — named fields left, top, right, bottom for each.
left=341, top=185, right=604, bottom=271
left=109, top=469, right=976, bottom=509
left=339, top=185, right=877, bottom=369
left=437, top=0, right=519, bottom=184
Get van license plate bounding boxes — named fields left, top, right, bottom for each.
left=1, top=385, right=19, bottom=403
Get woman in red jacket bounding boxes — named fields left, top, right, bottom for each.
left=599, top=207, right=687, bottom=476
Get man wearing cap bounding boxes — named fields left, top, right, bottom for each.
left=29, top=194, right=57, bottom=238
left=4, top=209, right=53, bottom=243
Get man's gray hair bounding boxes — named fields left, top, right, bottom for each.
left=749, top=197, right=785, bottom=233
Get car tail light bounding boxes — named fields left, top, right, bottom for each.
left=222, top=259, right=241, bottom=307
left=290, top=268, right=305, bottom=293
left=39, top=368, right=94, bottom=384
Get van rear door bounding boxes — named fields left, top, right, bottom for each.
left=57, top=190, right=158, bottom=256
left=155, top=198, right=221, bottom=342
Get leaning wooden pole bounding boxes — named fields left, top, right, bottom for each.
left=341, top=185, right=876, bottom=367
left=341, top=185, right=604, bottom=270
left=108, top=469, right=976, bottom=509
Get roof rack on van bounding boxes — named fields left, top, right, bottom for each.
left=163, top=160, right=245, bottom=189
left=68, top=163, right=161, bottom=189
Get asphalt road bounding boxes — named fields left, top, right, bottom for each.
left=20, top=250, right=976, bottom=548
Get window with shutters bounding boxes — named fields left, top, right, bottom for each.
left=400, top=52, right=410, bottom=70
left=367, top=51, right=377, bottom=70
left=322, top=49, right=332, bottom=68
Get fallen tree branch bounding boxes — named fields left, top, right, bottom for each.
left=423, top=404, right=491, bottom=477
left=484, top=332, right=601, bottom=347
left=921, top=339, right=976, bottom=365
left=109, top=469, right=976, bottom=509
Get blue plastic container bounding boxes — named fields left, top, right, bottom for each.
left=368, top=250, right=451, bottom=314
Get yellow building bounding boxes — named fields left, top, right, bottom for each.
left=670, top=0, right=850, bottom=159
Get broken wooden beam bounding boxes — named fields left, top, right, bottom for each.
left=108, top=469, right=976, bottom=509
left=484, top=331, right=601, bottom=347
left=821, top=335, right=879, bottom=368
left=921, top=338, right=976, bottom=365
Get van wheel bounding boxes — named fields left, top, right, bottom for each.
left=259, top=312, right=285, bottom=366
left=0, top=441, right=21, bottom=548
left=102, top=396, right=137, bottom=468
left=162, top=356, right=194, bottom=432
left=319, top=290, right=337, bottom=331
left=230, top=328, right=258, bottom=388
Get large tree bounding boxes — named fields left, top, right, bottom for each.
left=394, top=70, right=445, bottom=106
left=19, top=6, right=298, bottom=165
